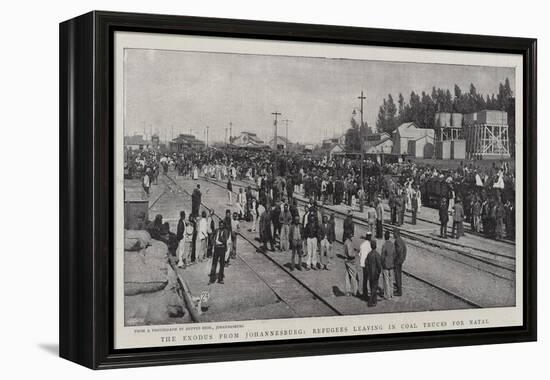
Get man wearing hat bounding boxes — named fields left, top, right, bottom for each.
left=452, top=198, right=465, bottom=239
left=191, top=184, right=201, bottom=217
left=209, top=220, right=230, bottom=285
left=364, top=239, right=382, bottom=307
left=393, top=228, right=407, bottom=296
left=279, top=203, right=293, bottom=252
left=318, top=214, right=335, bottom=270
left=375, top=198, right=384, bottom=239
left=439, top=197, right=449, bottom=238
left=304, top=213, right=319, bottom=270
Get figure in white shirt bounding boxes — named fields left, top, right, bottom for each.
left=197, top=211, right=208, bottom=262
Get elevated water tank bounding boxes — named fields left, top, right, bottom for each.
left=434, top=112, right=452, bottom=128
left=451, top=113, right=463, bottom=127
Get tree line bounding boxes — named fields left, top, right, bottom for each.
left=374, top=78, right=514, bottom=135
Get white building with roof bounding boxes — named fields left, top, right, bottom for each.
left=267, top=135, right=292, bottom=151
left=392, top=122, right=435, bottom=158
left=231, top=131, right=267, bottom=148
left=124, top=134, right=151, bottom=150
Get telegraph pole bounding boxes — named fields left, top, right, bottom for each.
left=358, top=91, right=366, bottom=188
left=282, top=119, right=292, bottom=153
left=229, top=121, right=233, bottom=145
left=271, top=111, right=282, bottom=150
left=205, top=126, right=209, bottom=148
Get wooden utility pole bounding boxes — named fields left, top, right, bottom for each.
left=205, top=126, right=209, bottom=148
left=229, top=121, right=233, bottom=145
left=358, top=90, right=366, bottom=192
left=271, top=111, right=281, bottom=150
left=282, top=119, right=292, bottom=153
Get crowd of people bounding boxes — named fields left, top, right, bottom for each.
left=126, top=145, right=516, bottom=307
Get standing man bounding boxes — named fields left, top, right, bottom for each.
left=142, top=171, right=151, bottom=196
left=223, top=209, right=233, bottom=234
left=439, top=198, right=449, bottom=238
left=343, top=233, right=359, bottom=297
left=393, top=228, right=407, bottom=297
left=494, top=199, right=505, bottom=240
left=209, top=220, right=230, bottom=285
left=206, top=209, right=215, bottom=258
left=226, top=178, right=233, bottom=206
left=342, top=210, right=355, bottom=242
left=279, top=203, right=292, bottom=252
left=359, top=237, right=371, bottom=300
left=176, top=210, right=186, bottom=247
left=197, top=211, right=208, bottom=262
left=326, top=176, right=334, bottom=205
left=375, top=198, right=384, bottom=239
left=191, top=184, right=201, bottom=217
left=397, top=190, right=405, bottom=226
left=176, top=211, right=187, bottom=268
left=304, top=214, right=319, bottom=270
left=237, top=188, right=246, bottom=220
left=259, top=206, right=274, bottom=252
left=318, top=214, right=335, bottom=270
left=380, top=230, right=395, bottom=300
left=189, top=214, right=197, bottom=263
left=452, top=199, right=465, bottom=239
left=389, top=190, right=397, bottom=225
left=365, top=240, right=382, bottom=307
left=289, top=215, right=304, bottom=271
left=411, top=186, right=419, bottom=225
left=286, top=176, right=294, bottom=202
left=230, top=212, right=240, bottom=260
left=245, top=186, right=253, bottom=220
left=250, top=197, right=258, bottom=232
left=504, top=198, right=515, bottom=239
left=472, top=197, right=482, bottom=233
left=358, top=186, right=365, bottom=213
left=366, top=202, right=377, bottom=237
left=271, top=203, right=282, bottom=242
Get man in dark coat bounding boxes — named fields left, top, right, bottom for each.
left=286, top=176, right=294, bottom=201
left=342, top=210, right=355, bottom=242
left=365, top=240, right=382, bottom=307
left=397, top=192, right=405, bottom=226
left=389, top=190, right=397, bottom=225
left=289, top=216, right=304, bottom=271
left=271, top=203, right=282, bottom=241
left=289, top=199, right=299, bottom=221
left=504, top=199, right=515, bottom=239
left=259, top=207, right=274, bottom=251
left=393, top=228, right=407, bottom=296
left=439, top=198, right=449, bottom=238
left=411, top=187, right=419, bottom=225
left=191, top=184, right=201, bottom=217
left=318, top=214, right=336, bottom=270
left=209, top=220, right=230, bottom=284
left=334, top=178, right=343, bottom=205
left=452, top=199, right=465, bottom=239
left=326, top=177, right=334, bottom=205
left=176, top=210, right=186, bottom=243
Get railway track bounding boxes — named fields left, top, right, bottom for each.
left=200, top=175, right=515, bottom=279
left=183, top=174, right=485, bottom=308
left=160, top=174, right=343, bottom=317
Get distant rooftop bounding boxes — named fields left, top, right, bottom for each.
left=124, top=135, right=150, bottom=146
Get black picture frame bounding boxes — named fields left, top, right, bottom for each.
left=59, top=10, right=537, bottom=369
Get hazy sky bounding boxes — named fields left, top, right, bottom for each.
left=124, top=48, right=515, bottom=144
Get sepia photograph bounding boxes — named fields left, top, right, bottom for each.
left=115, top=31, right=523, bottom=349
